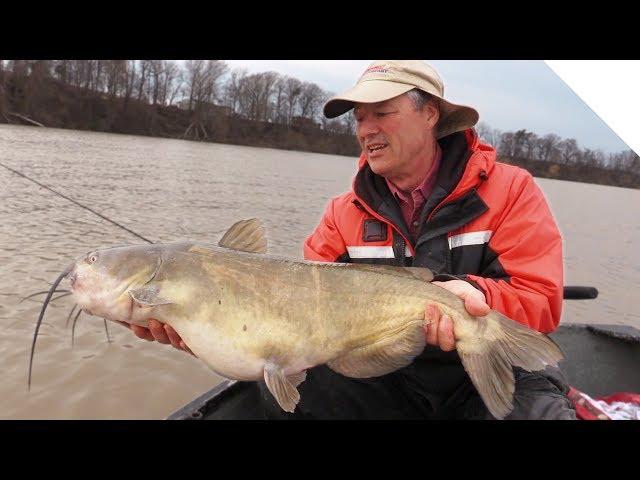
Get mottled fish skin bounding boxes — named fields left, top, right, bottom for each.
left=65, top=220, right=563, bottom=419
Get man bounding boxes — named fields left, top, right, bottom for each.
left=131, top=60, right=575, bottom=419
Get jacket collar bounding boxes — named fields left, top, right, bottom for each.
left=353, top=128, right=496, bottom=217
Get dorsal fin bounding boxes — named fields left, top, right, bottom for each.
left=346, top=264, right=433, bottom=283
left=218, top=218, right=267, bottom=253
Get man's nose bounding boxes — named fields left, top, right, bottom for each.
left=356, top=118, right=379, bottom=138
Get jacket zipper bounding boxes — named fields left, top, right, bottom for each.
left=353, top=170, right=487, bottom=257
left=353, top=195, right=415, bottom=256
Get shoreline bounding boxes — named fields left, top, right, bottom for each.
left=2, top=121, right=638, bottom=191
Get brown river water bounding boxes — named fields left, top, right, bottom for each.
left=1, top=124, right=638, bottom=419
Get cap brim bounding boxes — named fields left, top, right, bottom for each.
left=323, top=81, right=415, bottom=118
left=323, top=80, right=480, bottom=140
left=435, top=98, right=480, bottom=139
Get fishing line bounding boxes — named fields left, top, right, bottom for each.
left=0, top=161, right=154, bottom=244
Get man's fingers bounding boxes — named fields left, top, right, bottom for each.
left=438, top=314, right=456, bottom=352
left=424, top=304, right=440, bottom=346
left=432, top=279, right=490, bottom=317
left=128, top=318, right=195, bottom=356
left=164, top=324, right=183, bottom=349
left=180, top=341, right=197, bottom=357
left=464, top=295, right=491, bottom=317
left=130, top=324, right=155, bottom=341
left=148, top=319, right=171, bottom=344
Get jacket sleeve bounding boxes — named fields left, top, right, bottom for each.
left=466, top=173, right=564, bottom=333
left=303, top=198, right=348, bottom=262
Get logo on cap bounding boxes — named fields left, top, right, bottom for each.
left=364, top=65, right=388, bottom=74
left=359, top=65, right=391, bottom=81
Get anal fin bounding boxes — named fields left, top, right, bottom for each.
left=327, top=320, right=426, bottom=378
left=263, top=363, right=307, bottom=413
left=287, top=370, right=307, bottom=387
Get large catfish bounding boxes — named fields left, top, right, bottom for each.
left=29, top=218, right=563, bottom=419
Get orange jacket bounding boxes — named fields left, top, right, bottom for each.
left=304, top=129, right=563, bottom=333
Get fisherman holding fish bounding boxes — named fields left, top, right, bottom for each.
left=69, top=60, right=575, bottom=419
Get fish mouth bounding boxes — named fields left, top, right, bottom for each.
left=68, top=269, right=78, bottom=289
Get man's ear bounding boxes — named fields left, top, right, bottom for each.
left=425, top=100, right=440, bottom=129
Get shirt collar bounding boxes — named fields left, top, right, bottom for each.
left=385, top=143, right=442, bottom=203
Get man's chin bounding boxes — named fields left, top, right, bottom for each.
left=367, top=158, right=391, bottom=177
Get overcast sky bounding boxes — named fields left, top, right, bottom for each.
left=220, top=60, right=629, bottom=154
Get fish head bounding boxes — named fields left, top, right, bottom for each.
left=68, top=244, right=164, bottom=321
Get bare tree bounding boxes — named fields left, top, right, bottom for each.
left=148, top=60, right=161, bottom=105
left=235, top=71, right=278, bottom=121
left=184, top=60, right=204, bottom=111
left=53, top=60, right=70, bottom=84
left=184, top=60, right=227, bottom=108
left=341, top=111, right=356, bottom=135
left=257, top=71, right=279, bottom=121
left=487, top=127, right=502, bottom=148
left=123, top=60, right=138, bottom=110
left=200, top=61, right=228, bottom=105
left=271, top=75, right=287, bottom=124
left=522, top=131, right=538, bottom=159
left=536, top=133, right=561, bottom=162
left=104, top=60, right=127, bottom=99
left=283, top=76, right=302, bottom=125
left=499, top=131, right=515, bottom=157
left=511, top=129, right=529, bottom=158
left=183, top=60, right=229, bottom=139
left=580, top=148, right=606, bottom=168
left=557, top=138, right=579, bottom=165
left=158, top=61, right=180, bottom=106
left=610, top=149, right=640, bottom=173
left=235, top=73, right=263, bottom=120
left=166, top=63, right=183, bottom=106
left=222, top=68, right=247, bottom=114
left=136, top=60, right=151, bottom=102
left=476, top=121, right=492, bottom=143
left=297, top=81, right=324, bottom=122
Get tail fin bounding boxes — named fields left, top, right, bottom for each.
left=457, top=311, right=564, bottom=420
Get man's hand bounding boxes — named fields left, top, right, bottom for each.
left=424, top=280, right=490, bottom=352
left=116, top=319, right=196, bottom=356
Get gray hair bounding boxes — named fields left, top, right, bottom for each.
left=405, top=88, right=437, bottom=111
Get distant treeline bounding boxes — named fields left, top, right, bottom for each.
left=476, top=123, right=640, bottom=188
left=1, top=60, right=638, bottom=188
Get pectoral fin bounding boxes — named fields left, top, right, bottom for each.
left=128, top=285, right=173, bottom=307
left=263, top=363, right=306, bottom=413
left=328, top=320, right=426, bottom=378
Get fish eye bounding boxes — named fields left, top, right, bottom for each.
left=86, top=254, right=98, bottom=264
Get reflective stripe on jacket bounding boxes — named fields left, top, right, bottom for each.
left=303, top=129, right=563, bottom=333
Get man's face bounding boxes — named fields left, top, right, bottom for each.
left=354, top=93, right=438, bottom=179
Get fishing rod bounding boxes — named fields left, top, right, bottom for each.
left=1, top=161, right=598, bottom=300
left=0, top=161, right=153, bottom=244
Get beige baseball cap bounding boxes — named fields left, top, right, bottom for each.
left=323, top=60, right=479, bottom=139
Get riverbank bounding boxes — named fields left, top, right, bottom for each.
left=1, top=70, right=638, bottom=188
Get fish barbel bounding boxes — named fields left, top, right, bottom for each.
left=29, top=218, right=563, bottom=419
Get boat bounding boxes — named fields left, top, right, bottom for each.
left=166, top=286, right=640, bottom=420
